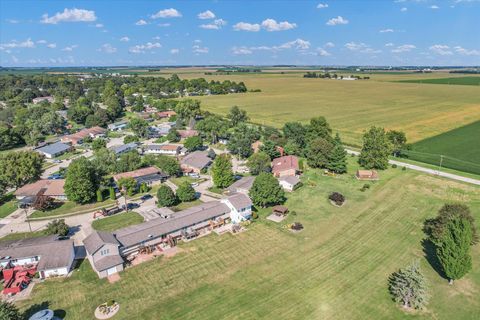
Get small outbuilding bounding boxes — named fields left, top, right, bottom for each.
left=355, top=170, right=379, bottom=180
left=272, top=205, right=289, bottom=216
left=278, top=175, right=301, bottom=192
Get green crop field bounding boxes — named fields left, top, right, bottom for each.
left=18, top=159, right=480, bottom=319
left=398, top=76, right=480, bottom=86
left=163, top=71, right=480, bottom=147
left=401, top=120, right=480, bottom=175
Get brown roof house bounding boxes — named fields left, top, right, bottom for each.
left=180, top=151, right=212, bottom=173
left=157, top=110, right=177, bottom=119
left=355, top=170, right=379, bottom=180
left=271, top=155, right=299, bottom=178
left=0, top=236, right=75, bottom=279
left=113, top=166, right=167, bottom=186
left=15, top=179, right=67, bottom=201
left=177, top=129, right=199, bottom=139
left=83, top=230, right=124, bottom=278
left=61, top=126, right=106, bottom=145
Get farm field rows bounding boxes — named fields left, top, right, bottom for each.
left=399, top=76, right=480, bottom=86
left=19, top=159, right=480, bottom=319
left=163, top=71, right=480, bottom=147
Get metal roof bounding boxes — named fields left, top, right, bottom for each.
left=36, top=142, right=70, bottom=156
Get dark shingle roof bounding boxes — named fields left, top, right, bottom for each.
left=83, top=230, right=119, bottom=255
left=93, top=255, right=124, bottom=272
left=228, top=176, right=255, bottom=192
left=36, top=142, right=70, bottom=156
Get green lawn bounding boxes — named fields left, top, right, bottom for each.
left=0, top=194, right=17, bottom=219
left=398, top=76, right=480, bottom=86
left=17, top=158, right=480, bottom=319
left=402, top=120, right=480, bottom=175
left=29, top=199, right=115, bottom=219
left=170, top=199, right=203, bottom=212
left=170, top=176, right=202, bottom=186
left=92, top=211, right=144, bottom=232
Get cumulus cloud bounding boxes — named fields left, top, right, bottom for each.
left=385, top=42, right=394, bottom=47
left=120, top=36, right=130, bottom=42
left=430, top=5, right=440, bottom=9
left=37, top=40, right=47, bottom=44
left=261, top=19, right=296, bottom=31
left=233, top=22, right=261, bottom=32
left=193, top=45, right=209, bottom=54
left=317, top=3, right=329, bottom=9
left=129, top=42, right=161, bottom=54
left=380, top=28, right=394, bottom=33
left=61, top=45, right=78, bottom=51
left=135, top=19, right=148, bottom=26
left=0, top=38, right=35, bottom=50
left=47, top=43, right=57, bottom=48
left=391, top=44, right=416, bottom=53
left=200, top=19, right=227, bottom=30
left=95, top=23, right=103, bottom=28
left=231, top=47, right=253, bottom=55
left=98, top=43, right=117, bottom=53
left=429, top=44, right=453, bottom=55
left=41, top=8, right=97, bottom=24
left=454, top=46, right=480, bottom=56
left=198, top=10, right=215, bottom=19
left=278, top=39, right=310, bottom=50
left=326, top=16, right=349, bottom=26
left=316, top=48, right=331, bottom=56
left=401, top=7, right=408, bottom=12
left=231, top=38, right=311, bottom=55
left=170, top=48, right=179, bottom=54
left=151, top=8, right=182, bottom=19
left=324, top=42, right=335, bottom=48
left=344, top=42, right=381, bottom=54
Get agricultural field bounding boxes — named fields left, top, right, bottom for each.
left=162, top=70, right=480, bottom=148
left=398, top=76, right=480, bottom=86
left=18, top=159, right=480, bottom=319
left=402, top=120, right=480, bottom=175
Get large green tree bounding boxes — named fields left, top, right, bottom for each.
left=115, top=151, right=142, bottom=173
left=129, top=117, right=149, bottom=138
left=212, top=154, right=234, bottom=188
left=306, top=137, right=334, bottom=169
left=249, top=172, right=285, bottom=208
left=387, top=130, right=407, bottom=156
left=307, top=116, right=333, bottom=142
left=0, top=150, right=44, bottom=188
left=176, top=181, right=196, bottom=202
left=143, top=155, right=181, bottom=176
left=184, top=136, right=203, bottom=152
left=260, top=140, right=281, bottom=160
left=175, top=99, right=201, bottom=122
left=327, top=133, right=348, bottom=174
left=196, top=114, right=229, bottom=144
left=64, top=157, right=99, bottom=204
left=118, top=177, right=138, bottom=196
left=247, top=152, right=271, bottom=175
left=227, top=106, right=249, bottom=126
left=157, top=184, right=177, bottom=207
left=46, top=219, right=70, bottom=236
left=388, top=260, right=428, bottom=310
left=436, top=217, right=473, bottom=284
left=358, top=126, right=392, bottom=170
left=283, top=122, right=307, bottom=149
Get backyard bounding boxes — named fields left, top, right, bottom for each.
left=18, top=158, right=480, bottom=319
left=91, top=211, right=144, bottom=232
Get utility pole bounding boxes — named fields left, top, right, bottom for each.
left=437, top=155, right=444, bottom=175
left=24, top=207, right=32, bottom=234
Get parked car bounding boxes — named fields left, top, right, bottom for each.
left=47, top=174, right=63, bottom=180
left=188, top=173, right=200, bottom=178
left=191, top=183, right=199, bottom=187
left=141, top=194, right=153, bottom=201
left=52, top=159, right=62, bottom=164
left=121, top=203, right=140, bottom=210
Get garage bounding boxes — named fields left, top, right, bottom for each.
left=107, top=266, right=117, bottom=276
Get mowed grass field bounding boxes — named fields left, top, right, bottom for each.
left=404, top=120, right=480, bottom=175
left=162, top=70, right=480, bottom=147
left=399, top=76, right=480, bottom=86
left=18, top=159, right=480, bottom=319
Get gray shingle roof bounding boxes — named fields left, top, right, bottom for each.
left=180, top=151, right=211, bottom=170
left=109, top=142, right=138, bottom=154
left=225, top=193, right=252, bottom=210
left=93, top=255, right=124, bottom=272
left=83, top=230, right=119, bottom=255
left=228, top=176, right=255, bottom=192
left=279, top=175, right=301, bottom=185
left=36, top=142, right=70, bottom=156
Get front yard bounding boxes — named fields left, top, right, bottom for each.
left=92, top=211, right=144, bottom=232
left=29, top=199, right=116, bottom=219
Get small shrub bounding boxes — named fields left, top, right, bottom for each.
left=329, top=192, right=345, bottom=206
left=402, top=166, right=407, bottom=171
left=391, top=164, right=397, bottom=169
left=291, top=210, right=297, bottom=216
left=106, top=300, right=115, bottom=307
left=291, top=222, right=304, bottom=231
left=251, top=212, right=258, bottom=219
left=360, top=184, right=370, bottom=192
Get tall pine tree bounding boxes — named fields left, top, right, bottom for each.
left=327, top=133, right=348, bottom=174
left=388, top=260, right=428, bottom=310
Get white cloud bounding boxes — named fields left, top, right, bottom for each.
left=170, top=48, right=179, bottom=54
left=158, top=23, right=171, bottom=27
left=6, top=19, right=19, bottom=24
left=429, top=44, right=453, bottom=55
left=37, top=40, right=47, bottom=44
left=379, top=28, right=394, bottom=33
left=41, top=8, right=97, bottom=24
left=454, top=46, right=480, bottom=56
left=391, top=44, right=416, bottom=53
left=120, top=36, right=130, bottom=42
left=151, top=8, right=182, bottom=19
left=193, top=45, right=209, bottom=54
left=317, top=3, right=329, bottom=9
left=233, top=22, right=261, bottom=32
left=324, top=42, right=335, bottom=48
left=231, top=38, right=311, bottom=55
left=278, top=39, right=311, bottom=50
left=98, top=43, right=117, bottom=53
left=430, top=5, right=440, bottom=9
left=0, top=38, right=35, bottom=50
left=200, top=19, right=227, bottom=30
left=326, top=16, right=349, bottom=26
left=261, top=19, right=296, bottom=31
left=47, top=43, right=57, bottom=49
left=316, top=48, right=331, bottom=56
left=344, top=42, right=381, bottom=54
left=152, top=36, right=161, bottom=40
left=194, top=39, right=202, bottom=44
left=61, top=45, right=78, bottom=51
left=129, top=42, right=161, bottom=54
left=400, top=7, right=408, bottom=12
left=135, top=19, right=148, bottom=26
left=95, top=23, right=104, bottom=28
left=385, top=42, right=394, bottom=47
left=198, top=10, right=215, bottom=19
left=232, top=47, right=253, bottom=55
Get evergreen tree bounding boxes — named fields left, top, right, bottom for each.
left=436, top=217, right=473, bottom=284
left=109, top=186, right=116, bottom=200
left=157, top=185, right=177, bottom=207
left=388, top=260, right=428, bottom=310
left=249, top=172, right=285, bottom=207
left=0, top=300, right=22, bottom=320
left=327, top=133, right=348, bottom=174
left=212, top=154, right=234, bottom=188
left=176, top=181, right=196, bottom=202
left=358, top=126, right=392, bottom=170
left=96, top=189, right=104, bottom=202
left=306, top=137, right=333, bottom=168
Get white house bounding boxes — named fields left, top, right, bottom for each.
left=108, top=121, right=128, bottom=131
left=222, top=193, right=253, bottom=224
left=143, top=144, right=186, bottom=156
left=278, top=176, right=301, bottom=192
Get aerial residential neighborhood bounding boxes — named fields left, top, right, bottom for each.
left=0, top=1, right=479, bottom=320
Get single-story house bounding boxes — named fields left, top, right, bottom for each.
left=35, top=142, right=72, bottom=159
left=227, top=176, right=255, bottom=195
left=83, top=194, right=252, bottom=277
left=0, top=236, right=75, bottom=279
left=157, top=110, right=177, bottom=119
left=143, top=144, right=186, bottom=156
left=272, top=155, right=299, bottom=178
left=61, top=126, right=107, bottom=145
left=83, top=230, right=124, bottom=279
left=177, top=129, right=199, bottom=139
left=180, top=151, right=212, bottom=173
left=14, top=179, right=67, bottom=201
left=278, top=175, right=301, bottom=192
left=113, top=166, right=167, bottom=186
left=108, top=121, right=128, bottom=131
left=109, top=142, right=139, bottom=155
left=32, top=96, right=54, bottom=104
left=355, top=170, right=379, bottom=180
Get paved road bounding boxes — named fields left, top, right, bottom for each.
left=346, top=149, right=480, bottom=186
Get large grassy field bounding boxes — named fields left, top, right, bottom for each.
left=18, top=159, right=480, bottom=319
left=398, top=76, right=480, bottom=86
left=402, top=120, right=480, bottom=175
left=165, top=71, right=480, bottom=147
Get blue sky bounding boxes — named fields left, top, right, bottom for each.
left=1, top=0, right=479, bottom=67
